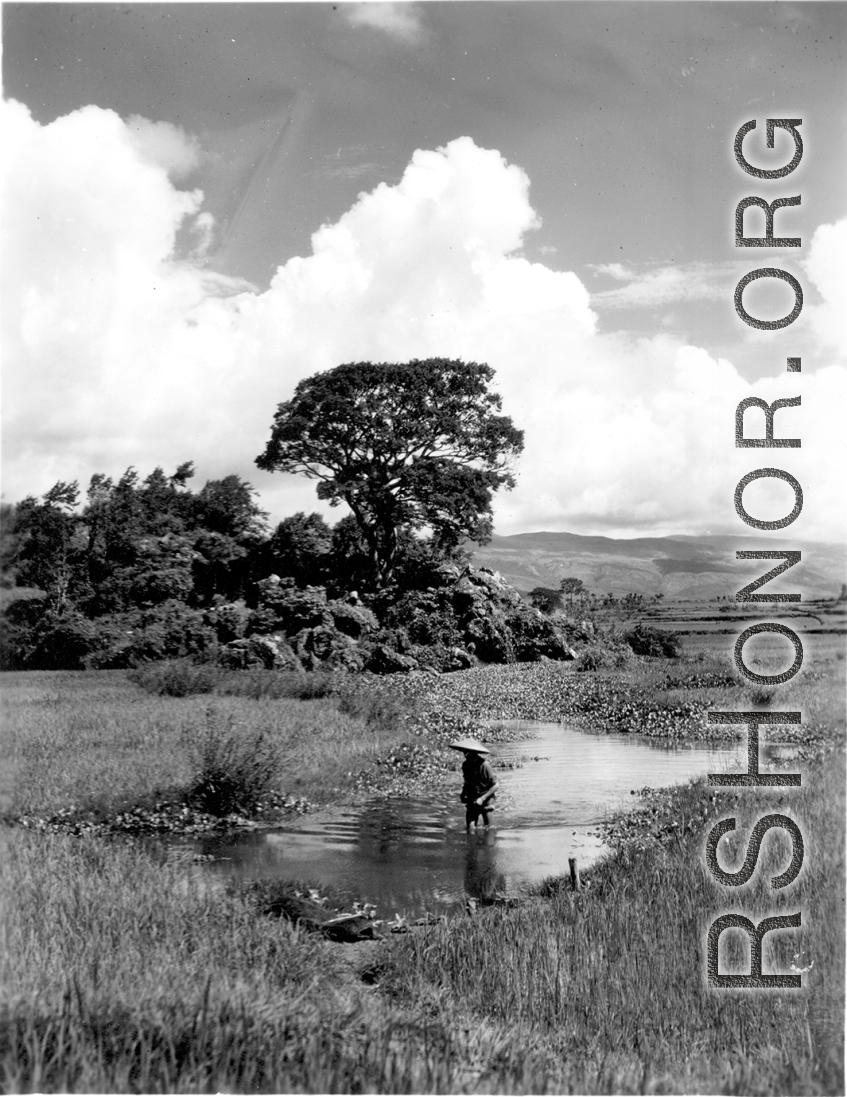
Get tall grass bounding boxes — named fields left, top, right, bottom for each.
left=1, top=671, right=417, bottom=820
left=1, top=638, right=843, bottom=1093
left=185, top=710, right=280, bottom=816
left=129, top=661, right=338, bottom=701
left=336, top=686, right=409, bottom=733
left=2, top=753, right=842, bottom=1094
left=0, top=830, right=580, bottom=1094
left=127, top=661, right=221, bottom=697
left=0, top=990, right=475, bottom=1095
left=383, top=755, right=845, bottom=1093
left=0, top=831, right=458, bottom=1093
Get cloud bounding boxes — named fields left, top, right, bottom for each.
left=801, top=217, right=847, bottom=359
left=590, top=261, right=739, bottom=309
left=125, top=116, right=202, bottom=180
left=2, top=100, right=245, bottom=489
left=345, top=2, right=425, bottom=44
left=590, top=262, right=630, bottom=280
left=2, top=100, right=845, bottom=545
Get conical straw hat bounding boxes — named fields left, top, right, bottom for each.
left=447, top=737, right=491, bottom=755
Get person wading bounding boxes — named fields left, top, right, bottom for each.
left=449, top=738, right=497, bottom=830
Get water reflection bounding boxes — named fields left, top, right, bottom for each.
left=180, top=722, right=748, bottom=920
left=464, top=828, right=506, bottom=904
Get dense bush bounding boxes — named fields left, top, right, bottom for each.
left=203, top=599, right=251, bottom=643
left=186, top=713, right=280, bottom=817
left=24, top=610, right=101, bottom=671
left=622, top=624, right=682, bottom=658
left=230, top=671, right=335, bottom=700
left=100, top=601, right=219, bottom=668
left=0, top=466, right=264, bottom=670
left=528, top=586, right=563, bottom=614
left=1, top=460, right=585, bottom=673
left=128, top=660, right=221, bottom=697
left=129, top=663, right=338, bottom=701
left=403, top=602, right=463, bottom=649
left=574, top=644, right=632, bottom=672
left=336, top=689, right=408, bottom=732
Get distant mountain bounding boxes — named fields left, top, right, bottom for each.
left=469, top=531, right=846, bottom=601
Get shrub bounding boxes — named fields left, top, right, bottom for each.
left=574, top=646, right=604, bottom=672
left=204, top=600, right=251, bottom=643
left=622, top=624, right=682, bottom=658
left=26, top=609, right=101, bottom=670
left=528, top=587, right=563, bottom=614
left=219, top=670, right=336, bottom=701
left=129, top=664, right=339, bottom=701
left=574, top=644, right=632, bottom=672
left=405, top=605, right=463, bottom=649
left=407, top=641, right=474, bottom=672
left=128, top=660, right=221, bottom=697
left=186, top=711, right=280, bottom=816
left=337, top=688, right=407, bottom=731
left=124, top=600, right=219, bottom=663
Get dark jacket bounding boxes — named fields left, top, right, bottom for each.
left=461, top=757, right=496, bottom=803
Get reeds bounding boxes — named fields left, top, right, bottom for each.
left=128, top=661, right=221, bottom=697
left=129, top=661, right=338, bottom=700
left=0, top=985, right=474, bottom=1094
left=185, top=709, right=280, bottom=816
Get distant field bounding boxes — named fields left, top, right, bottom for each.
left=642, top=599, right=846, bottom=640
left=471, top=529, right=846, bottom=602
left=628, top=601, right=844, bottom=695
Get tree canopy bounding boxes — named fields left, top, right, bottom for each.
left=1, top=465, right=268, bottom=669
left=255, top=358, right=524, bottom=587
left=529, top=586, right=563, bottom=614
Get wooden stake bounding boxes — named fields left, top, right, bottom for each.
left=568, top=857, right=581, bottom=892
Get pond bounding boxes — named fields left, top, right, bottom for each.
left=178, top=722, right=759, bottom=920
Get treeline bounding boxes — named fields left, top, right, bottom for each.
left=528, top=579, right=664, bottom=618
left=0, top=463, right=458, bottom=671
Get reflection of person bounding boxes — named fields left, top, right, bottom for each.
left=450, top=738, right=497, bottom=830
left=464, top=826, right=503, bottom=904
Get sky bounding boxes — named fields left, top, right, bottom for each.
left=2, top=1, right=846, bottom=543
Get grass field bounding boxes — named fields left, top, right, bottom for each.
left=1, top=669, right=418, bottom=824
left=1, top=620, right=844, bottom=1093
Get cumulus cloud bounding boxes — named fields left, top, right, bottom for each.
left=345, top=2, right=425, bottom=44
left=2, top=99, right=844, bottom=544
left=125, top=116, right=202, bottom=179
left=801, top=218, right=847, bottom=358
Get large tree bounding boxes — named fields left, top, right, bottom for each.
left=267, top=511, right=334, bottom=588
left=256, top=358, right=524, bottom=588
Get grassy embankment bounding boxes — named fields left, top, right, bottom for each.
left=1, top=632, right=844, bottom=1093
left=1, top=667, right=426, bottom=829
